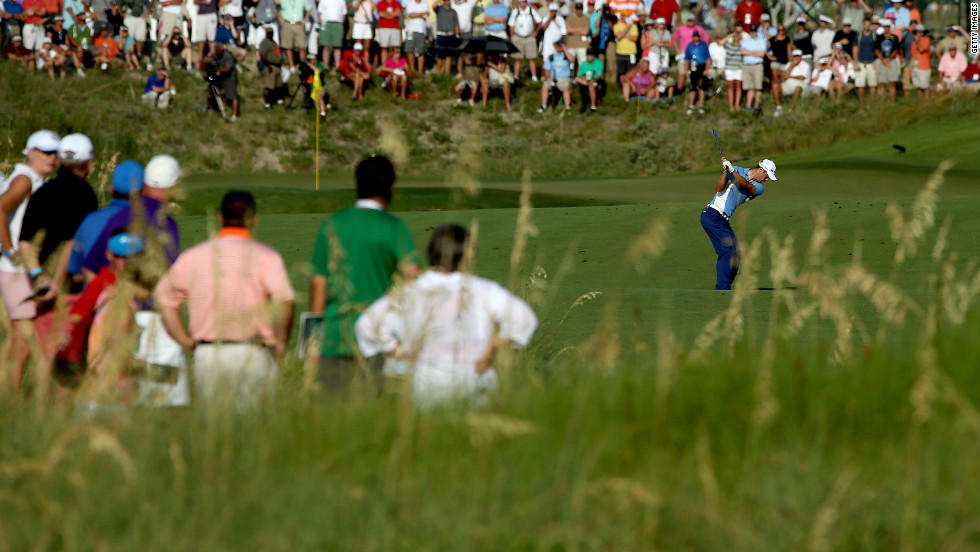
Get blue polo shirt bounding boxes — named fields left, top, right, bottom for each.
left=81, top=196, right=181, bottom=275
left=544, top=50, right=572, bottom=78
left=706, top=166, right=764, bottom=219
left=685, top=40, right=710, bottom=65
left=144, top=73, right=168, bottom=93
left=741, top=34, right=766, bottom=65
left=485, top=3, right=508, bottom=33
left=69, top=199, right=130, bottom=276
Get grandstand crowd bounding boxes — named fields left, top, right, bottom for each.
left=2, top=0, right=977, bottom=114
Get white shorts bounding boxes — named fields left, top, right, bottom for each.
left=724, top=68, right=742, bottom=81
left=193, top=343, right=277, bottom=408
left=911, top=68, right=930, bottom=89
left=781, top=78, right=805, bottom=95
left=376, top=27, right=401, bottom=47
left=352, top=22, right=373, bottom=40
left=193, top=12, right=218, bottom=43
left=124, top=15, right=148, bottom=42
left=22, top=23, right=44, bottom=50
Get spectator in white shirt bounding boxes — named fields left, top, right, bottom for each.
left=811, top=15, right=835, bottom=61
left=355, top=224, right=538, bottom=407
left=803, top=56, right=833, bottom=96
left=453, top=0, right=479, bottom=74
left=540, top=2, right=567, bottom=62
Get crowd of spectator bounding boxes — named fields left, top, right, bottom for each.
left=0, top=131, right=536, bottom=409
left=2, top=0, right=976, bottom=113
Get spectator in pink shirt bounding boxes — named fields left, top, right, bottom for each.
left=936, top=47, right=967, bottom=93
left=156, top=191, right=295, bottom=408
left=672, top=13, right=706, bottom=90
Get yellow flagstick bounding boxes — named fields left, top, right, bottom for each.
left=311, top=66, right=323, bottom=191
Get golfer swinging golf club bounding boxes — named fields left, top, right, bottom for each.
left=700, top=155, right=777, bottom=290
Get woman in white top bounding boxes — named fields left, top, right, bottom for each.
left=351, top=0, right=376, bottom=54
left=0, top=130, right=60, bottom=389
left=356, top=223, right=538, bottom=407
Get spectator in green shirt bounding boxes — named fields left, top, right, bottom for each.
left=309, top=155, right=419, bottom=392
left=575, top=48, right=604, bottom=112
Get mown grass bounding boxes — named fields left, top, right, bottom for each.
left=1, top=61, right=978, bottom=178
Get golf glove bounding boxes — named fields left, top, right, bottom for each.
left=722, top=160, right=733, bottom=173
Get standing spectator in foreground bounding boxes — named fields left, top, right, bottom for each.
left=280, top=0, right=311, bottom=78
left=317, top=0, right=347, bottom=71
left=17, top=134, right=98, bottom=358
left=209, top=42, right=241, bottom=120
left=434, top=0, right=460, bottom=75
left=701, top=157, right=776, bottom=291
left=309, top=156, right=419, bottom=392
left=683, top=29, right=710, bottom=115
left=194, top=0, right=219, bottom=68
left=119, top=0, right=149, bottom=62
left=156, top=191, right=295, bottom=408
left=142, top=67, right=175, bottom=108
left=21, top=0, right=46, bottom=59
left=214, top=14, right=247, bottom=64
left=68, top=161, right=144, bottom=287
left=909, top=24, right=930, bottom=98
left=158, top=0, right=185, bottom=43
left=404, top=0, right=430, bottom=73
left=792, top=17, right=813, bottom=67
left=732, top=0, right=762, bottom=30
left=538, top=38, right=573, bottom=111
left=648, top=0, right=677, bottom=28
left=811, top=15, right=835, bottom=62
left=376, top=0, right=402, bottom=65
left=723, top=27, right=742, bottom=112
left=707, top=30, right=725, bottom=81
left=81, top=155, right=181, bottom=285
left=767, top=23, right=791, bottom=117
left=644, top=16, right=670, bottom=74
left=833, top=18, right=856, bottom=53
left=0, top=130, right=60, bottom=391
left=936, top=46, right=966, bottom=93
left=355, top=223, right=538, bottom=407
left=739, top=25, right=764, bottom=112
left=509, top=0, right=541, bottom=81
left=875, top=20, right=899, bottom=100
left=852, top=16, right=876, bottom=96
left=259, top=27, right=286, bottom=108
left=453, top=0, right=478, bottom=74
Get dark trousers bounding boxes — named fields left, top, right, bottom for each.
left=701, top=208, right=739, bottom=290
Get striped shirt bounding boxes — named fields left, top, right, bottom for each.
left=155, top=228, right=295, bottom=343
left=724, top=40, right=742, bottom=69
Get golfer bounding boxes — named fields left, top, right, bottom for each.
left=700, top=156, right=776, bottom=290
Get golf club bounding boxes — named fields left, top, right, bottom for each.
left=712, top=129, right=733, bottom=182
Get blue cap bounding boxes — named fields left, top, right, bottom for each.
left=108, top=233, right=145, bottom=257
left=112, top=160, right=145, bottom=194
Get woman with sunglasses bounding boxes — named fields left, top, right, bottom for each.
left=767, top=24, right=792, bottom=116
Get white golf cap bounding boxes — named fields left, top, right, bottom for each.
left=548, top=2, right=558, bottom=9
left=796, top=16, right=806, bottom=23
left=842, top=17, right=852, bottom=25
left=792, top=48, right=802, bottom=56
left=353, top=42, right=364, bottom=50
left=22, top=130, right=60, bottom=155
left=758, top=159, right=777, bottom=181
left=818, top=56, right=829, bottom=64
left=819, top=15, right=833, bottom=24
left=58, top=133, right=94, bottom=162
left=880, top=19, right=892, bottom=26
left=144, top=154, right=181, bottom=189
left=655, top=16, right=666, bottom=23
left=833, top=41, right=843, bottom=49
left=915, top=24, right=926, bottom=31
left=760, top=13, right=770, bottom=21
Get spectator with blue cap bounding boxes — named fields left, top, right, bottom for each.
left=80, top=154, right=181, bottom=286
left=68, top=159, right=144, bottom=288
left=0, top=129, right=60, bottom=392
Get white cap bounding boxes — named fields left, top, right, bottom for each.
left=818, top=56, right=829, bottom=64
left=353, top=42, right=364, bottom=50
left=880, top=19, right=892, bottom=27
left=758, top=159, right=777, bottom=181
left=58, top=133, right=94, bottom=162
left=760, top=13, right=770, bottom=21
left=42, top=37, right=52, bottom=44
left=796, top=16, right=806, bottom=23
left=655, top=16, right=666, bottom=24
left=792, top=48, right=802, bottom=56
left=548, top=2, right=558, bottom=9
left=833, top=41, right=843, bottom=49
left=819, top=14, right=833, bottom=24
left=22, top=130, right=60, bottom=155
left=842, top=17, right=852, bottom=25
left=144, top=154, right=181, bottom=189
